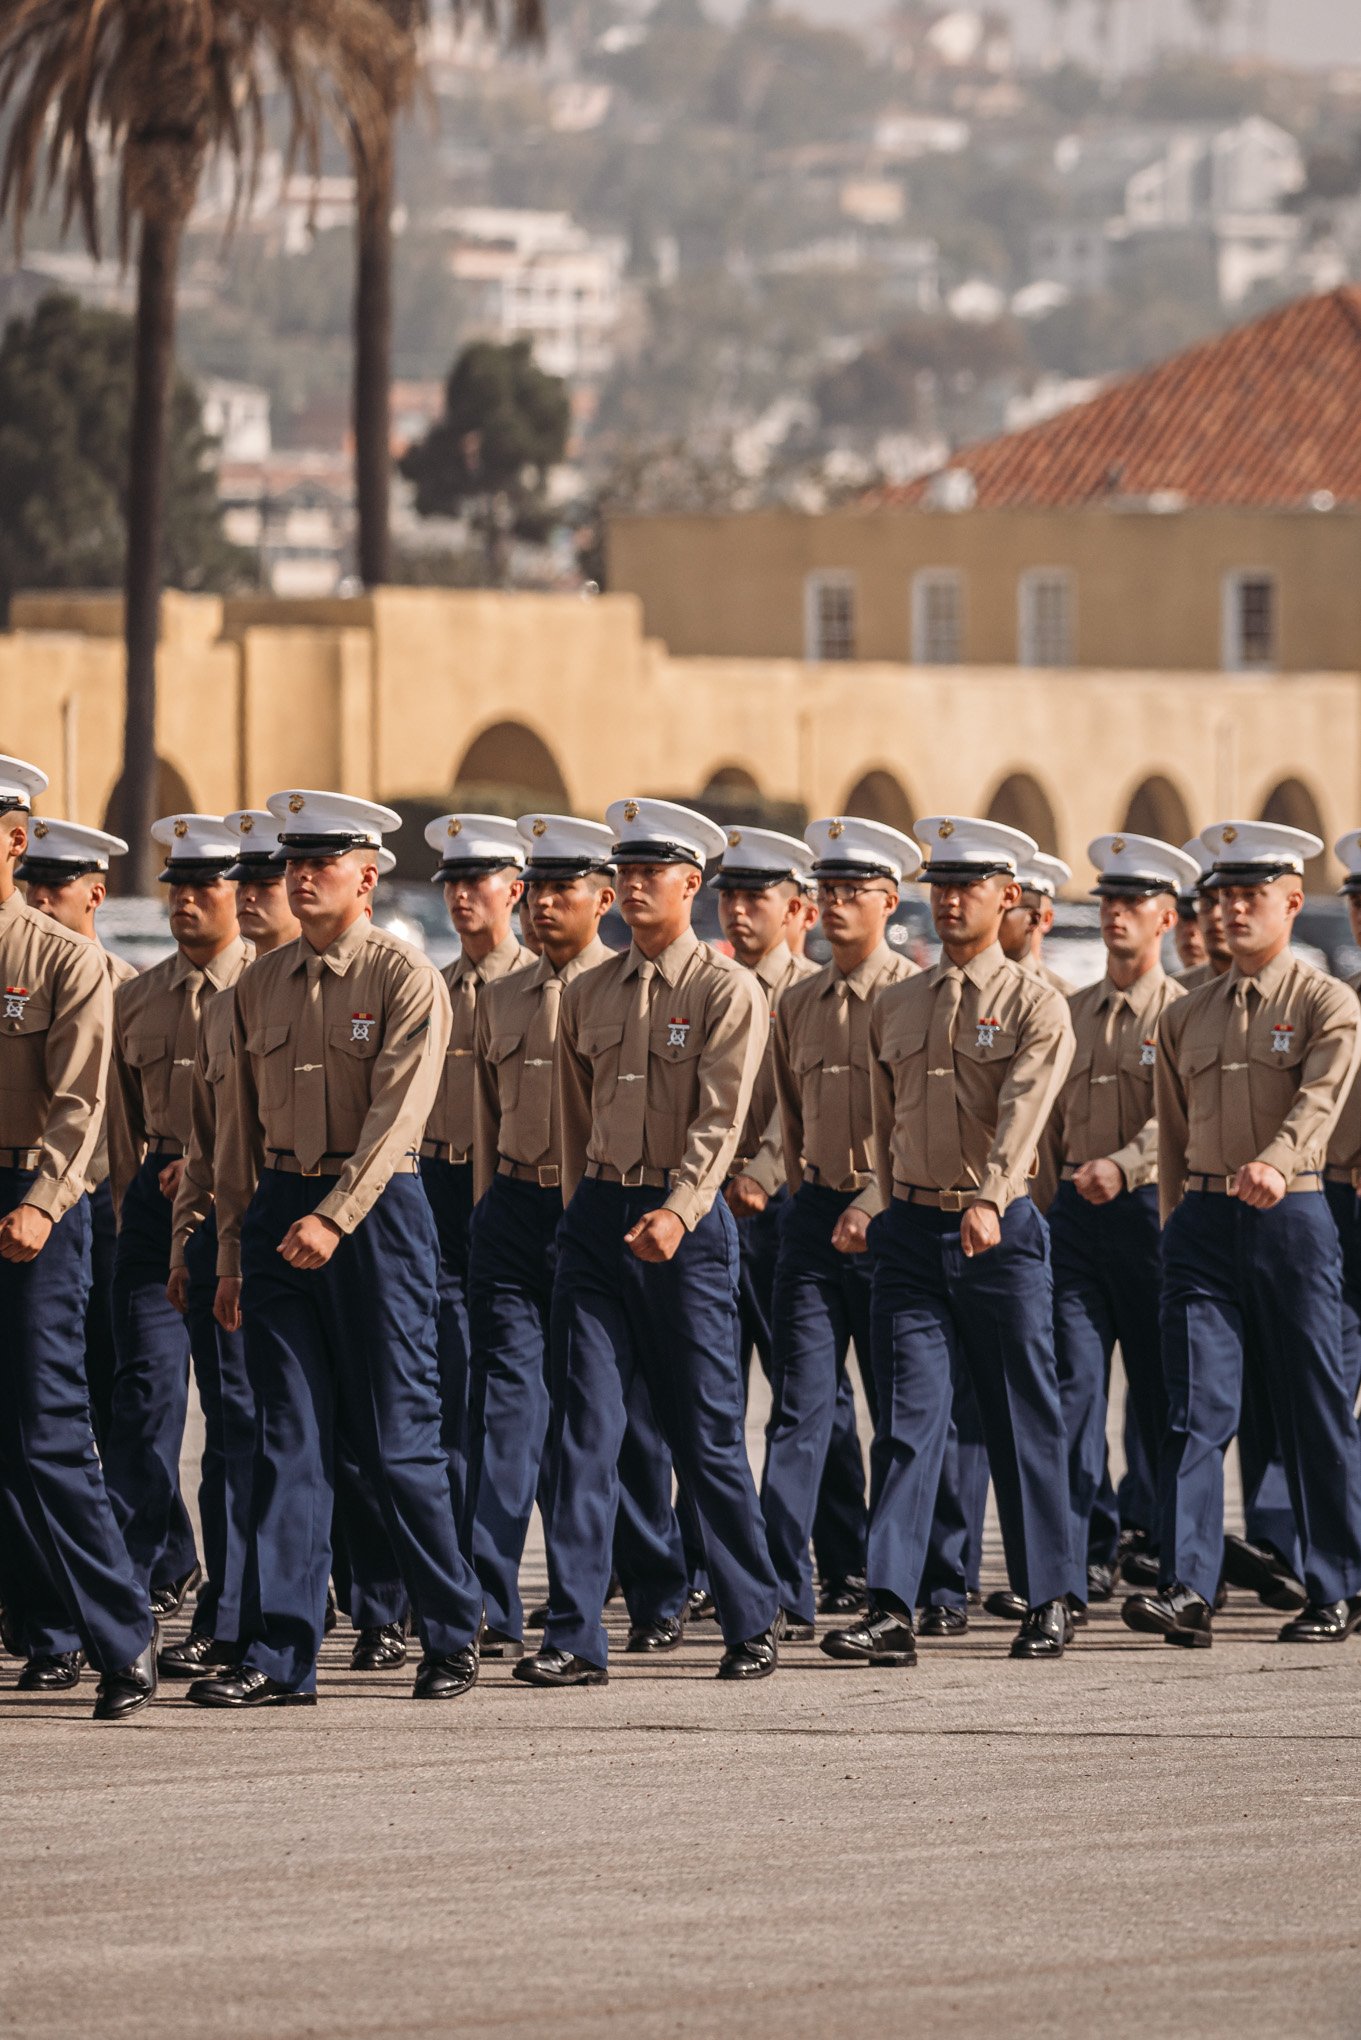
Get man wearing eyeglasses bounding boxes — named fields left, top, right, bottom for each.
left=760, top=819, right=921, bottom=1640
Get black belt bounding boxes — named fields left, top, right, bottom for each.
left=146, top=1137, right=184, bottom=1161
left=420, top=1139, right=471, bottom=1165
left=498, top=1157, right=561, bottom=1187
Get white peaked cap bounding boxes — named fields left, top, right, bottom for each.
left=805, top=816, right=922, bottom=884
left=517, top=814, right=616, bottom=873
left=1018, top=851, right=1072, bottom=896
left=0, top=755, right=50, bottom=812
left=425, top=813, right=527, bottom=878
left=1334, top=830, right=1361, bottom=894
left=1087, top=832, right=1203, bottom=896
left=1199, top=818, right=1322, bottom=887
left=606, top=798, right=728, bottom=868
left=150, top=814, right=239, bottom=878
left=915, top=815, right=1036, bottom=879
left=714, top=826, right=814, bottom=887
left=267, top=789, right=401, bottom=856
left=19, top=818, right=127, bottom=870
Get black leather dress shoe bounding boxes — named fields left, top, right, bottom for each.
left=479, top=1625, right=524, bottom=1659
left=1010, top=1600, right=1074, bottom=1658
left=350, top=1622, right=407, bottom=1671
left=1, top=1604, right=23, bottom=1658
left=984, top=1588, right=1027, bottom=1621
left=512, top=1647, right=608, bottom=1687
left=717, top=1627, right=778, bottom=1679
left=1121, top=1583, right=1212, bottom=1646
left=1118, top=1529, right=1161, bottom=1588
left=187, top=1664, right=316, bottom=1707
left=1066, top=1595, right=1089, bottom=1627
left=817, top=1575, right=868, bottom=1615
left=776, top=1609, right=816, bottom=1643
left=1222, top=1533, right=1308, bottom=1611
left=1086, top=1562, right=1115, bottom=1602
left=148, top=1564, right=202, bottom=1621
left=157, top=1631, right=236, bottom=1678
left=686, top=1587, right=717, bottom=1622
left=821, top=1607, right=916, bottom=1666
left=413, top=1647, right=479, bottom=1698
left=17, top=1650, right=83, bottom=1691
left=626, top=1616, right=684, bottom=1653
left=525, top=1602, right=549, bottom=1629
left=1277, top=1597, right=1361, bottom=1643
left=919, top=1604, right=968, bottom=1638
left=92, top=1633, right=158, bottom=1721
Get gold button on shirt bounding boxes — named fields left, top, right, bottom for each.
left=731, top=944, right=819, bottom=1200
left=108, top=934, right=251, bottom=1214
left=214, top=918, right=453, bottom=1277
left=1326, top=971, right=1361, bottom=1180
left=168, top=980, right=238, bottom=1274
left=1036, top=964, right=1184, bottom=1208
left=473, top=935, right=611, bottom=1202
left=0, top=888, right=113, bottom=1223
left=426, top=933, right=533, bottom=1158
left=773, top=941, right=918, bottom=1213
left=556, top=925, right=767, bottom=1233
left=870, top=941, right=1076, bottom=1215
left=1155, top=947, right=1361, bottom=1225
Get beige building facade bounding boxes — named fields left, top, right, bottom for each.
left=1, top=584, right=1356, bottom=893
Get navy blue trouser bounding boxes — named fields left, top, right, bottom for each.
left=737, top=1188, right=870, bottom=1589
left=760, top=1183, right=878, bottom=1624
left=183, top=1211, right=253, bottom=1646
left=420, top=1156, right=474, bottom=1532
left=84, top=1178, right=118, bottom=1448
left=467, top=1173, right=686, bottom=1640
left=918, top=1365, right=985, bottom=1608
left=1159, top=1190, right=1361, bottom=1608
left=544, top=1179, right=778, bottom=1665
left=866, top=1197, right=1072, bottom=1615
left=330, top=1440, right=407, bottom=1630
left=1327, top=1179, right=1361, bottom=1408
left=1049, top=1181, right=1169, bottom=1605
left=238, top=1170, right=482, bottom=1693
left=103, top=1154, right=200, bottom=1594
left=0, top=1172, right=151, bottom=1674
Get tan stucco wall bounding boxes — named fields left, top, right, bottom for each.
left=606, top=507, right=1361, bottom=673
left=5, top=587, right=1359, bottom=891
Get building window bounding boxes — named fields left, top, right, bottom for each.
left=911, top=570, right=964, bottom=664
left=805, top=573, right=857, bottom=661
left=1018, top=569, right=1074, bottom=667
left=1223, top=571, right=1277, bottom=671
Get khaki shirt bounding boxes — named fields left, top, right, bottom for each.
left=0, top=888, right=112, bottom=1222
left=473, top=935, right=610, bottom=1202
left=88, top=947, right=138, bottom=1193
left=1327, top=972, right=1361, bottom=1179
left=1173, top=961, right=1220, bottom=991
left=556, top=924, right=766, bottom=1232
left=168, top=981, right=237, bottom=1273
left=732, top=944, right=820, bottom=1199
left=215, top=918, right=453, bottom=1276
left=109, top=935, right=251, bottom=1214
left=427, top=933, right=533, bottom=1159
left=1025, top=954, right=1072, bottom=996
left=1037, top=965, right=1184, bottom=1207
left=871, top=940, right=1075, bottom=1217
left=774, top=940, right=917, bottom=1216
left=1155, top=946, right=1361, bottom=1226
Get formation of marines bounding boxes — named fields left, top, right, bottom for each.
left=2, top=746, right=1359, bottom=1720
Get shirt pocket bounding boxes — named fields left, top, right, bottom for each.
left=792, top=1040, right=828, bottom=1130
left=955, top=1027, right=1017, bottom=1069
left=879, top=1023, right=930, bottom=1117
left=1059, top=1047, right=1094, bottom=1143
left=485, top=1030, right=524, bottom=1110
left=1249, top=1024, right=1306, bottom=1122
left=578, top=1021, right=625, bottom=1105
left=329, top=1020, right=379, bottom=1063
left=205, top=1049, right=231, bottom=1091
left=1184, top=1038, right=1221, bottom=1127
left=0, top=997, right=51, bottom=1097
left=247, top=1022, right=292, bottom=1108
left=123, top=1030, right=171, bottom=1120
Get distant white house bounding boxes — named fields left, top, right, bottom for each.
left=440, top=207, right=629, bottom=383
left=201, top=380, right=272, bottom=465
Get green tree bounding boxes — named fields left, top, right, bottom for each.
left=0, top=293, right=246, bottom=621
left=0, top=0, right=396, bottom=890
left=400, top=338, right=570, bottom=584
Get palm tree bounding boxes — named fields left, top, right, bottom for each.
left=352, top=0, right=543, bottom=590
left=0, top=1, right=398, bottom=890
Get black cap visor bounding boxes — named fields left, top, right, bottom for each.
left=1090, top=877, right=1178, bottom=900
left=611, top=838, right=705, bottom=868
left=711, top=865, right=800, bottom=892
left=158, top=859, right=237, bottom=886
left=922, top=861, right=1013, bottom=885
left=524, top=858, right=614, bottom=882
left=434, top=858, right=524, bottom=883
left=278, top=833, right=377, bottom=862
left=16, top=857, right=104, bottom=884
left=1202, top=861, right=1301, bottom=890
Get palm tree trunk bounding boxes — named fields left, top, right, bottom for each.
left=120, top=211, right=182, bottom=894
left=354, top=131, right=394, bottom=588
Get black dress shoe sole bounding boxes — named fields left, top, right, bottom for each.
left=625, top=1632, right=684, bottom=1654
left=716, top=1657, right=777, bottom=1680
left=1163, top=1628, right=1212, bottom=1648
left=1010, top=1640, right=1065, bottom=1659
left=17, top=1668, right=82, bottom=1691
left=1277, top=1616, right=1361, bottom=1643
left=91, top=1691, right=155, bottom=1721
left=188, top=1688, right=317, bottom=1708
left=918, top=1614, right=968, bottom=1638
left=1222, top=1537, right=1308, bottom=1610
left=479, top=1637, right=525, bottom=1659
left=819, top=1637, right=915, bottom=1667
left=984, top=1593, right=1028, bottom=1621
left=412, top=1679, right=478, bottom=1700
left=350, top=1651, right=408, bottom=1671
left=513, top=1665, right=608, bottom=1687
left=777, top=1619, right=817, bottom=1643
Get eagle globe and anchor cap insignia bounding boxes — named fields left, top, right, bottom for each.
left=532, top=819, right=548, bottom=837
left=828, top=820, right=845, bottom=839
left=239, top=814, right=254, bottom=834
left=1111, top=836, right=1125, bottom=854
left=447, top=818, right=462, bottom=837
left=32, top=819, right=47, bottom=839
left=938, top=820, right=955, bottom=839
left=1221, top=825, right=1238, bottom=846
left=624, top=801, right=640, bottom=822
left=173, top=818, right=188, bottom=838
left=728, top=831, right=741, bottom=848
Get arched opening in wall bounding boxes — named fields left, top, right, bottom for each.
left=1121, top=774, right=1192, bottom=848
left=102, top=759, right=195, bottom=892
left=1259, top=776, right=1329, bottom=893
left=671, top=762, right=805, bottom=835
left=986, top=771, right=1059, bottom=855
left=703, top=764, right=762, bottom=798
left=841, top=768, right=914, bottom=834
left=451, top=721, right=571, bottom=816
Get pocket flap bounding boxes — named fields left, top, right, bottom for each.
left=247, top=1023, right=291, bottom=1058
left=580, top=1023, right=624, bottom=1056
left=329, top=1020, right=378, bottom=1058
left=2, top=999, right=51, bottom=1036
left=123, top=1031, right=167, bottom=1069
left=485, top=1032, right=523, bottom=1066
left=1186, top=1039, right=1220, bottom=1075
left=882, top=1024, right=929, bottom=1063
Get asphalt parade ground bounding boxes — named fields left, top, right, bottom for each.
left=4, top=1374, right=1360, bottom=2040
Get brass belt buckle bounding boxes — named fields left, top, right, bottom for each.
left=301, top=1159, right=323, bottom=1179
left=538, top=1165, right=561, bottom=1188
left=621, top=1163, right=646, bottom=1187
left=939, top=1189, right=967, bottom=1213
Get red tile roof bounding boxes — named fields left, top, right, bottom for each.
left=879, top=287, right=1361, bottom=512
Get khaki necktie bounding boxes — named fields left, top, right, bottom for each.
left=294, top=953, right=329, bottom=1172
left=450, top=970, right=479, bottom=1156
left=615, top=958, right=654, bottom=1174
left=822, top=978, right=854, bottom=1187
left=1088, top=991, right=1124, bottom=1157
left=519, top=973, right=563, bottom=1161
left=925, top=969, right=965, bottom=1189
left=1223, top=978, right=1254, bottom=1181
left=168, top=967, right=204, bottom=1138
